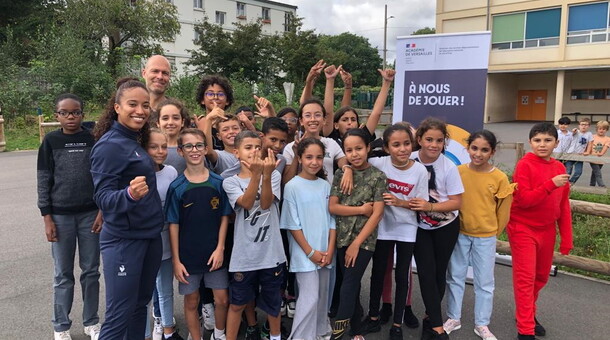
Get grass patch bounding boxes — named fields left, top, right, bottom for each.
left=570, top=191, right=610, bottom=205
left=5, top=125, right=41, bottom=151
left=498, top=213, right=610, bottom=281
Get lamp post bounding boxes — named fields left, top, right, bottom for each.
left=383, top=4, right=395, bottom=69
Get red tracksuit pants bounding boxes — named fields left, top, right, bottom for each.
left=506, top=221, right=556, bottom=335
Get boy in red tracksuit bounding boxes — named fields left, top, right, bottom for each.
left=508, top=122, right=573, bottom=340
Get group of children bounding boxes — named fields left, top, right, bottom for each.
left=554, top=116, right=610, bottom=187
left=38, top=59, right=579, bottom=340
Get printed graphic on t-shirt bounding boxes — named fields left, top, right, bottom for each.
left=579, top=137, right=588, bottom=146
left=593, top=142, right=604, bottom=153
left=418, top=162, right=456, bottom=228
left=387, top=178, right=414, bottom=196
left=244, top=206, right=272, bottom=243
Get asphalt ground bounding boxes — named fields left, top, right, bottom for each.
left=1, top=122, right=608, bottom=339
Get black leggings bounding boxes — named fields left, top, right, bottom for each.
left=369, top=239, right=415, bottom=325
left=414, top=219, right=460, bottom=328
left=335, top=247, right=373, bottom=324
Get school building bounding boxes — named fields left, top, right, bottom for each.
left=436, top=0, right=610, bottom=123
left=160, top=0, right=297, bottom=73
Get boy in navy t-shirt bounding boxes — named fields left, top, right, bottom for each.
left=166, top=129, right=232, bottom=340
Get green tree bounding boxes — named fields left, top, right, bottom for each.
left=60, top=0, right=180, bottom=77
left=0, top=0, right=60, bottom=65
left=315, top=33, right=383, bottom=87
left=189, top=19, right=277, bottom=84
left=273, top=15, right=319, bottom=84
left=412, top=27, right=436, bottom=35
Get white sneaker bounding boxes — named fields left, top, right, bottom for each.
left=152, top=317, right=163, bottom=340
left=202, top=303, right=216, bottom=331
left=443, top=318, right=461, bottom=334
left=54, top=330, right=72, bottom=340
left=84, top=323, right=101, bottom=340
left=211, top=332, right=227, bottom=340
left=287, top=300, right=296, bottom=318
left=474, top=325, right=497, bottom=340
left=280, top=298, right=287, bottom=316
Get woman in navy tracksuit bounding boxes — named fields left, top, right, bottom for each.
left=90, top=78, right=164, bottom=339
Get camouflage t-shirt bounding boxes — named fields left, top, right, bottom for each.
left=331, top=166, right=387, bottom=251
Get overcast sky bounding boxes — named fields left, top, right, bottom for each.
left=281, top=0, right=436, bottom=64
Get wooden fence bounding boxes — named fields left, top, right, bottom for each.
left=498, top=199, right=610, bottom=276
left=0, top=115, right=5, bottom=152
left=38, top=115, right=61, bottom=143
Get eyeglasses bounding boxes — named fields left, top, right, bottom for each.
left=302, top=113, right=324, bottom=119
left=56, top=110, right=83, bottom=117
left=180, top=142, right=206, bottom=152
left=204, top=92, right=226, bottom=99
left=282, top=117, right=298, bottom=124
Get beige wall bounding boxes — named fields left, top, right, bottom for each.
left=437, top=0, right=610, bottom=72
left=441, top=0, right=487, bottom=12
left=486, top=74, right=518, bottom=122
left=441, top=16, right=487, bottom=32
left=563, top=70, right=610, bottom=114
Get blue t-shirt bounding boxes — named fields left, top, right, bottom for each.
left=281, top=176, right=335, bottom=272
left=165, top=171, right=232, bottom=274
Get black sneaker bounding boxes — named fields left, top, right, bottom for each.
left=403, top=306, right=419, bottom=329
left=380, top=303, right=393, bottom=324
left=358, top=316, right=381, bottom=335
left=389, top=326, right=403, bottom=340
left=517, top=334, right=537, bottom=340
left=422, top=328, right=449, bottom=340
left=534, top=318, right=546, bottom=336
left=245, top=325, right=261, bottom=340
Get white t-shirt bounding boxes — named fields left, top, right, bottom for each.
left=222, top=170, right=286, bottom=272
left=554, top=129, right=573, bottom=154
left=369, top=156, right=429, bottom=242
left=283, top=137, right=345, bottom=184
left=411, top=151, right=464, bottom=230
left=568, top=131, right=593, bottom=154
left=156, top=165, right=178, bottom=260
left=213, top=150, right=239, bottom=175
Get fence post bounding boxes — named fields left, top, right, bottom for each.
left=0, top=114, right=5, bottom=152
left=516, top=142, right=524, bottom=160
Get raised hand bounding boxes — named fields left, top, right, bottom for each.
left=254, top=95, right=275, bottom=118
left=340, top=68, right=352, bottom=88
left=306, top=59, right=326, bottom=83
left=129, top=176, right=149, bottom=200
left=263, top=149, right=277, bottom=177
left=325, top=64, right=342, bottom=79
left=378, top=68, right=396, bottom=82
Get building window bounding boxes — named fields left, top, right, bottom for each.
left=567, top=2, right=610, bottom=45
left=216, top=11, right=226, bottom=25
left=571, top=89, right=610, bottom=100
left=491, top=8, right=561, bottom=50
left=193, top=0, right=202, bottom=9
left=262, top=7, right=271, bottom=23
left=237, top=2, right=246, bottom=19
left=284, top=12, right=292, bottom=31
left=194, top=29, right=200, bottom=42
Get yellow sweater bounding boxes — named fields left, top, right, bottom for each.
left=458, top=164, right=515, bottom=237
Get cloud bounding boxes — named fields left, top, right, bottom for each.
left=282, top=0, right=436, bottom=63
